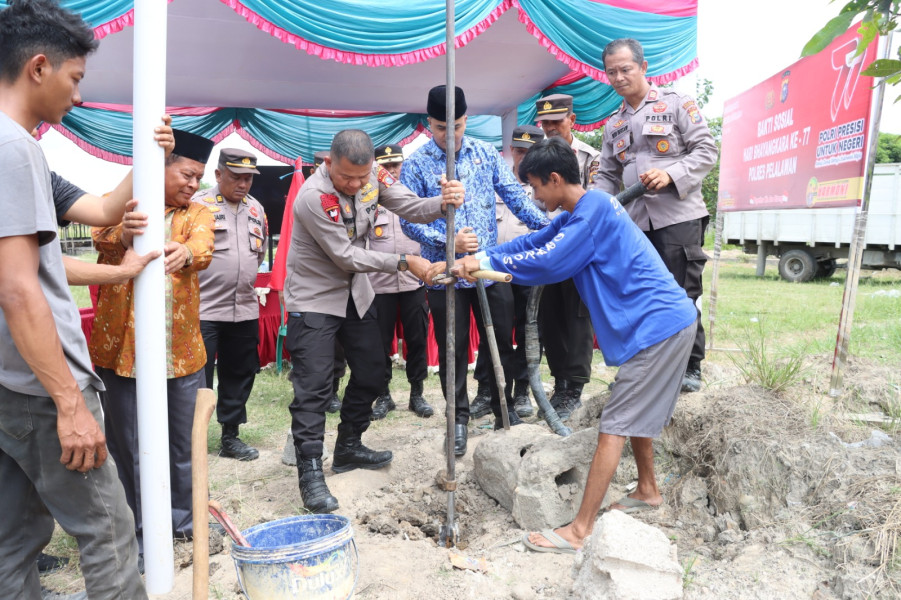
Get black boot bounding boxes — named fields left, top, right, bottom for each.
left=220, top=424, right=259, bottom=461
left=297, top=455, right=339, bottom=514
left=36, top=552, right=68, bottom=575
left=408, top=381, right=433, bottom=418
left=512, top=379, right=532, bottom=418
left=538, top=379, right=568, bottom=419
left=327, top=377, right=342, bottom=413
left=371, top=392, right=396, bottom=420
left=494, top=409, right=524, bottom=430
left=332, top=432, right=393, bottom=473
left=681, top=360, right=702, bottom=393
left=470, top=381, right=492, bottom=418
left=556, top=382, right=584, bottom=422
left=453, top=423, right=468, bottom=456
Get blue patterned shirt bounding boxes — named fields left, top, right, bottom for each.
left=401, top=136, right=550, bottom=288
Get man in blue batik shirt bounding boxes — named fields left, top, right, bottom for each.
left=401, top=85, right=550, bottom=456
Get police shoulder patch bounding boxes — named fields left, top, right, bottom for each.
left=320, top=194, right=340, bottom=223
left=377, top=166, right=397, bottom=187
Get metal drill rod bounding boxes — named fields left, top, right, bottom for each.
left=474, top=277, right=510, bottom=430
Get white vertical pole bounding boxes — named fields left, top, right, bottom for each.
left=132, top=0, right=174, bottom=592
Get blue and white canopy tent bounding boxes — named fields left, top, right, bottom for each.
left=4, top=0, right=701, bottom=164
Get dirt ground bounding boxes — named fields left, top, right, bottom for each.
left=43, top=354, right=901, bottom=600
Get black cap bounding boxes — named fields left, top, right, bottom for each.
left=218, top=148, right=260, bottom=174
left=535, top=93, right=573, bottom=121
left=313, top=150, right=329, bottom=167
left=172, top=129, right=214, bottom=164
left=374, top=144, right=404, bottom=165
left=427, top=85, right=467, bottom=121
left=511, top=125, right=545, bottom=149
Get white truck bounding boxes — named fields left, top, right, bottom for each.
left=721, top=162, right=901, bottom=282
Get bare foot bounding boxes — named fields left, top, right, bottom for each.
left=607, top=492, right=663, bottom=512
left=527, top=523, right=584, bottom=551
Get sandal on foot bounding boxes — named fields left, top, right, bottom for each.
left=521, top=529, right=577, bottom=555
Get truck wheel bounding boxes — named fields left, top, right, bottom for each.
left=815, top=259, right=837, bottom=279
left=778, top=249, right=817, bottom=282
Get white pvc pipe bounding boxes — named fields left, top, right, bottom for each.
left=132, top=0, right=174, bottom=592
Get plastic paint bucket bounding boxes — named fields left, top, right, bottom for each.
left=231, top=514, right=358, bottom=600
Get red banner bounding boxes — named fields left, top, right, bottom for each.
left=718, top=24, right=876, bottom=212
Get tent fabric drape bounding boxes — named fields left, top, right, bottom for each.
left=0, top=0, right=174, bottom=38
left=7, top=0, right=698, bottom=164
left=224, top=0, right=514, bottom=67
left=45, top=104, right=504, bottom=166
left=514, top=0, right=698, bottom=84
left=225, top=0, right=697, bottom=82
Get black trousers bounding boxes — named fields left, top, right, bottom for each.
left=200, top=319, right=260, bottom=426
left=373, top=287, right=429, bottom=392
left=645, top=217, right=708, bottom=364
left=474, top=283, right=531, bottom=384
left=428, top=283, right=515, bottom=425
left=538, top=278, right=594, bottom=384
left=286, top=298, right=385, bottom=458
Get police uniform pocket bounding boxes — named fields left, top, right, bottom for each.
left=642, top=123, right=675, bottom=156
left=0, top=392, right=35, bottom=440
left=300, top=312, right=326, bottom=329
left=682, top=245, right=709, bottom=299
left=248, top=231, right=264, bottom=253
left=213, top=228, right=231, bottom=252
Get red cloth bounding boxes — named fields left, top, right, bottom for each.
left=79, top=307, right=95, bottom=349
left=268, top=157, right=304, bottom=293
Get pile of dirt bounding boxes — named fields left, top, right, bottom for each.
left=40, top=357, right=901, bottom=599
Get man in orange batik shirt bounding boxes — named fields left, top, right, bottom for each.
left=89, top=129, right=216, bottom=566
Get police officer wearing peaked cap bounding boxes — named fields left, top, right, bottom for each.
left=472, top=124, right=547, bottom=420
left=368, top=144, right=434, bottom=421
left=193, top=148, right=269, bottom=461
left=533, top=92, right=600, bottom=420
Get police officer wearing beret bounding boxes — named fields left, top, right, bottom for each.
left=533, top=93, right=601, bottom=419
left=368, top=144, right=433, bottom=420
left=284, top=129, right=464, bottom=513
left=192, top=148, right=268, bottom=461
left=593, top=38, right=718, bottom=393
left=472, top=125, right=546, bottom=419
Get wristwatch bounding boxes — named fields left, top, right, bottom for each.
left=397, top=253, right=409, bottom=272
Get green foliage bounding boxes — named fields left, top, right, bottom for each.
left=574, top=129, right=604, bottom=153
left=803, top=2, right=901, bottom=103
left=877, top=132, right=901, bottom=161
left=728, top=319, right=808, bottom=393
left=695, top=78, right=722, bottom=218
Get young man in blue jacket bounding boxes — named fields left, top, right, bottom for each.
left=449, top=137, right=697, bottom=553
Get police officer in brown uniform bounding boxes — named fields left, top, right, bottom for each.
left=533, top=93, right=600, bottom=418
left=193, top=148, right=268, bottom=460
left=368, top=144, right=433, bottom=420
left=313, top=150, right=350, bottom=415
left=593, top=38, right=718, bottom=392
left=284, top=129, right=463, bottom=513
left=472, top=125, right=546, bottom=418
